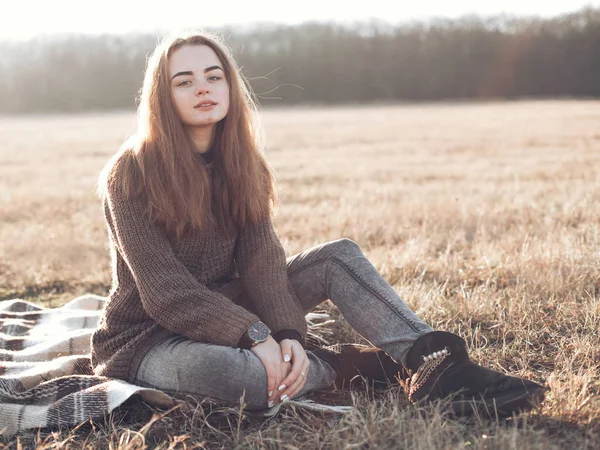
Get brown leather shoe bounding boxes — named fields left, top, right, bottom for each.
left=403, top=331, right=547, bottom=417
left=312, top=343, right=404, bottom=390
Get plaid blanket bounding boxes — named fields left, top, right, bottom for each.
left=0, top=295, right=351, bottom=437
left=0, top=295, right=175, bottom=437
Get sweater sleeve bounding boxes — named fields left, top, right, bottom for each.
left=234, top=217, right=307, bottom=345
left=104, top=182, right=260, bottom=348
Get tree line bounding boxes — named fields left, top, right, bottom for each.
left=1, top=6, right=599, bottom=113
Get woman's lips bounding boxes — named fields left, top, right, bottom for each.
left=194, top=101, right=218, bottom=109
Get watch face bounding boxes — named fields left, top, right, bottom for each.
left=248, top=322, right=270, bottom=342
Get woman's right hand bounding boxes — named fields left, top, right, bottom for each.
left=250, top=336, right=291, bottom=407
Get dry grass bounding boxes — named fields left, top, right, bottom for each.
left=1, top=100, right=599, bottom=449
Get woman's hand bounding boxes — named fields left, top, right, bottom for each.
left=277, top=339, right=310, bottom=401
left=250, top=336, right=291, bottom=407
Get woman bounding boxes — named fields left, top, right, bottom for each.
left=92, top=31, right=545, bottom=416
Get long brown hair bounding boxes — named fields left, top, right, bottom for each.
left=98, top=31, right=276, bottom=238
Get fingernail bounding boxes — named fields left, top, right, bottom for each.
left=281, top=394, right=289, bottom=402
left=268, top=400, right=275, bottom=408
left=278, top=384, right=286, bottom=391
left=268, top=390, right=273, bottom=397
left=283, top=354, right=291, bottom=362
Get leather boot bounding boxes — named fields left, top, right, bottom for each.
left=403, top=331, right=546, bottom=417
left=312, top=343, right=405, bottom=390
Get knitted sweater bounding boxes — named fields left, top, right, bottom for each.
left=91, top=157, right=307, bottom=382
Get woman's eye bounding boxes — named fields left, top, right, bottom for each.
left=208, top=76, right=222, bottom=81
left=177, top=80, right=192, bottom=87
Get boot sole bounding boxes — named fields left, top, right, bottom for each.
left=447, top=385, right=547, bottom=418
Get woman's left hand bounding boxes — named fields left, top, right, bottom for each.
left=277, top=339, right=309, bottom=401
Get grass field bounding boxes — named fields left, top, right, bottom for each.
left=1, top=100, right=599, bottom=448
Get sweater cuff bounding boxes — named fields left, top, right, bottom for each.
left=272, top=329, right=305, bottom=348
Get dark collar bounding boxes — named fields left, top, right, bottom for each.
left=198, top=146, right=215, bottom=164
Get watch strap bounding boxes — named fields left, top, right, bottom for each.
left=238, top=331, right=255, bottom=350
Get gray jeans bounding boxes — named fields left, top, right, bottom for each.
left=134, top=238, right=433, bottom=408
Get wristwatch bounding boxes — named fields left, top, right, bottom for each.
left=239, top=321, right=271, bottom=349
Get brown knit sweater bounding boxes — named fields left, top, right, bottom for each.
left=91, top=159, right=307, bottom=382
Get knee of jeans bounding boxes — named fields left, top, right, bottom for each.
left=199, top=348, right=268, bottom=407
left=327, top=238, right=362, bottom=259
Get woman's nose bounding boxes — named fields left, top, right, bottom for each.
left=195, top=85, right=210, bottom=95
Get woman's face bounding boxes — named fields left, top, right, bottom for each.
left=168, top=45, right=230, bottom=130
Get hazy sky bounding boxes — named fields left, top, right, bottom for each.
left=2, top=0, right=599, bottom=40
